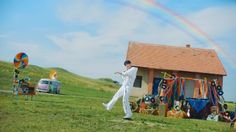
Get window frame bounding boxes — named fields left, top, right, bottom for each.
left=133, top=76, right=142, bottom=88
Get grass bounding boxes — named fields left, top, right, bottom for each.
left=225, top=102, right=236, bottom=112
left=0, top=61, right=235, bottom=132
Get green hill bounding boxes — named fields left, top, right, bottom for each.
left=0, top=61, right=235, bottom=132
left=0, top=60, right=118, bottom=98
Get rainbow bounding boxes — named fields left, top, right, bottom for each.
left=114, top=0, right=236, bottom=68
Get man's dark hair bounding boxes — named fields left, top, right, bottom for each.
left=124, top=60, right=131, bottom=66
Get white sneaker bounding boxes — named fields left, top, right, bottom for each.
left=102, top=103, right=109, bottom=110
left=123, top=114, right=132, bottom=119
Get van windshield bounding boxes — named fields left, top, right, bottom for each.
left=40, top=80, right=49, bottom=84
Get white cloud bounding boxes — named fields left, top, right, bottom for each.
left=2, top=1, right=236, bottom=81
left=56, top=0, right=105, bottom=24
left=186, top=6, right=236, bottom=68
left=1, top=1, right=236, bottom=101
left=49, top=1, right=236, bottom=79
left=187, top=6, right=236, bottom=37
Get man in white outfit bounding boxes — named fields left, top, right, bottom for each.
left=102, top=60, right=138, bottom=120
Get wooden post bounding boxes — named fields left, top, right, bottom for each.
left=147, top=69, right=154, bottom=94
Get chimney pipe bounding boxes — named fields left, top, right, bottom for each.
left=186, top=44, right=191, bottom=48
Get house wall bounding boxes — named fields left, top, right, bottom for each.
left=131, top=67, right=224, bottom=97
left=130, top=68, right=148, bottom=97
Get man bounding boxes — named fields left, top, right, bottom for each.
left=102, top=60, right=138, bottom=120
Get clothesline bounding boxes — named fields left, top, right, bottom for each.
left=160, top=72, right=217, bottom=82
left=162, top=76, right=213, bottom=82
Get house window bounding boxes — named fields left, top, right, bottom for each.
left=134, top=76, right=142, bottom=88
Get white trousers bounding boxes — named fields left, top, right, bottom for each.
left=106, top=85, right=132, bottom=116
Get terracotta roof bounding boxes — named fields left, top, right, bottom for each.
left=126, top=41, right=227, bottom=76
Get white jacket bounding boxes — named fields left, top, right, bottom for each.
left=121, top=67, right=138, bottom=87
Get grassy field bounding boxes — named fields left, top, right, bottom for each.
left=0, top=61, right=235, bottom=132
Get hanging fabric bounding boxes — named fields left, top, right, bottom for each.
left=192, top=80, right=203, bottom=98
left=209, top=80, right=219, bottom=106
left=166, top=79, right=175, bottom=108
left=208, top=84, right=214, bottom=105
left=199, top=80, right=203, bottom=98
left=172, top=79, right=178, bottom=100
left=193, top=80, right=200, bottom=98
left=159, top=83, right=165, bottom=97
left=201, top=80, right=205, bottom=98
left=177, top=78, right=181, bottom=98
left=179, top=78, right=185, bottom=99
left=187, top=98, right=209, bottom=113
left=204, top=78, right=208, bottom=98
left=158, top=80, right=163, bottom=97
left=213, top=83, right=219, bottom=107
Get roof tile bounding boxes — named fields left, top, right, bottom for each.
left=126, top=41, right=227, bottom=75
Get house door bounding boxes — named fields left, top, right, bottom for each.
left=152, top=78, right=162, bottom=96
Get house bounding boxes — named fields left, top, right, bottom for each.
left=126, top=41, right=227, bottom=97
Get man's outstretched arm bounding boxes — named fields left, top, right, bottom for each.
left=121, top=67, right=137, bottom=77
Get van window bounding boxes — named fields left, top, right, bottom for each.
left=40, top=80, right=49, bottom=84
left=52, top=81, right=60, bottom=86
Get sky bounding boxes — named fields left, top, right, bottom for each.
left=0, top=0, right=236, bottom=101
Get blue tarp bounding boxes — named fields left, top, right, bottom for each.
left=187, top=98, right=209, bottom=113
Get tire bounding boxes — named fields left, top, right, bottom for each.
left=217, top=85, right=222, bottom=90
left=211, top=81, right=216, bottom=86
left=162, top=85, right=167, bottom=89
left=218, top=90, right=224, bottom=96
left=150, top=97, right=155, bottom=103
left=163, top=79, right=167, bottom=84
left=144, top=96, right=150, bottom=102
left=160, top=96, right=165, bottom=102
left=56, top=90, right=60, bottom=94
